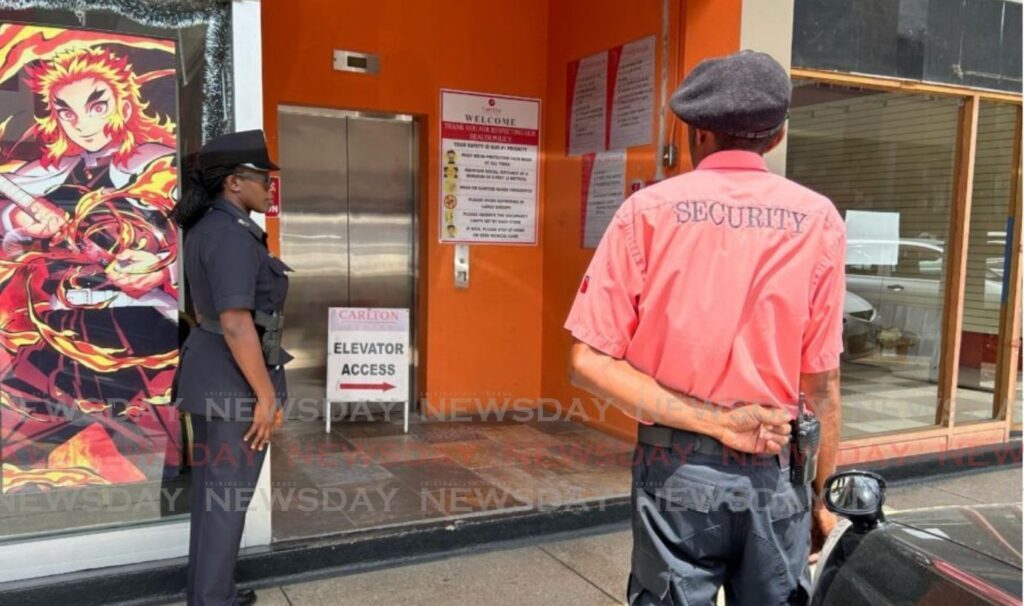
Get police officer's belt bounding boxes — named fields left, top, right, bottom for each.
left=198, top=311, right=284, bottom=334
left=198, top=311, right=286, bottom=367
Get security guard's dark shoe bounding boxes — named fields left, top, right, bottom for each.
left=237, top=588, right=257, bottom=606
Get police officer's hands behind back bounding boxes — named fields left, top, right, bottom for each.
left=717, top=404, right=791, bottom=455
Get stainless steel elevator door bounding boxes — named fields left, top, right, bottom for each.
left=278, top=106, right=417, bottom=412
left=347, top=117, right=416, bottom=309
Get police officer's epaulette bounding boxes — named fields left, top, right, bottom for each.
left=233, top=216, right=266, bottom=242
left=209, top=204, right=266, bottom=243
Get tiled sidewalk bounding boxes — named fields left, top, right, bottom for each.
left=272, top=416, right=633, bottom=541
left=168, top=466, right=1022, bottom=606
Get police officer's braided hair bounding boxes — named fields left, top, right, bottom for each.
left=173, top=164, right=236, bottom=229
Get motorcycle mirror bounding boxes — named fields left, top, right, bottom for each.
left=823, top=470, right=887, bottom=528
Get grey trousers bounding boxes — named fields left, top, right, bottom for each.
left=186, top=416, right=266, bottom=606
left=628, top=432, right=812, bottom=606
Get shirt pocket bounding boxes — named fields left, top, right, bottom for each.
left=259, top=255, right=292, bottom=310
left=267, top=255, right=293, bottom=275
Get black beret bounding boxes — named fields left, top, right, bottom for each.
left=670, top=50, right=791, bottom=139
left=198, top=129, right=279, bottom=171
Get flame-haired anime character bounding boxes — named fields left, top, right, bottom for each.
left=0, top=26, right=180, bottom=493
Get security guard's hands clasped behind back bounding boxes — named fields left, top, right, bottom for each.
left=716, top=403, right=792, bottom=455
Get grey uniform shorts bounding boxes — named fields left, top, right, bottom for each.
left=628, top=429, right=812, bottom=606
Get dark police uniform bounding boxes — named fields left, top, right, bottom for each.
left=176, top=132, right=291, bottom=606
left=564, top=51, right=845, bottom=606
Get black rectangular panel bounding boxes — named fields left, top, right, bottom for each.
left=794, top=0, right=1021, bottom=93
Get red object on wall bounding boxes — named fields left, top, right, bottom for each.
left=266, top=175, right=281, bottom=218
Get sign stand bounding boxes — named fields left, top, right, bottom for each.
left=324, top=400, right=410, bottom=434
left=325, top=308, right=411, bottom=434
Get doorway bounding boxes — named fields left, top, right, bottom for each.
left=276, top=105, right=419, bottom=415
left=270, top=106, right=631, bottom=543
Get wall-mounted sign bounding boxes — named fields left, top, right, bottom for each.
left=439, top=90, right=540, bottom=245
left=566, top=34, right=655, bottom=155
left=581, top=151, right=627, bottom=249
left=567, top=52, right=608, bottom=156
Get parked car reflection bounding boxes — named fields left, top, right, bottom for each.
left=843, top=291, right=882, bottom=360
left=843, top=238, right=1005, bottom=363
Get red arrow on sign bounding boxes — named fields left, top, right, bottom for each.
left=339, top=382, right=396, bottom=392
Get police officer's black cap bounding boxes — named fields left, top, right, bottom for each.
left=670, top=50, right=791, bottom=139
left=198, top=129, right=279, bottom=172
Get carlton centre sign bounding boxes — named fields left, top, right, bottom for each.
left=327, top=308, right=410, bottom=405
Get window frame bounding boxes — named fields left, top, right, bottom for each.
left=791, top=68, right=1023, bottom=462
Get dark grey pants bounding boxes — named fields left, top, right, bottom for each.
left=628, top=431, right=812, bottom=606
left=186, top=416, right=266, bottom=606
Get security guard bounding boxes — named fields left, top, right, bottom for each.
left=173, top=130, right=290, bottom=606
left=566, top=51, right=844, bottom=605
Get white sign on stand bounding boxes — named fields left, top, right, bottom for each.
left=326, top=308, right=410, bottom=433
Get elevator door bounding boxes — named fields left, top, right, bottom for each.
left=278, top=106, right=418, bottom=414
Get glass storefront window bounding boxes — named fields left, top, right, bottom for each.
left=787, top=81, right=960, bottom=439
left=0, top=2, right=230, bottom=541
left=955, top=102, right=1019, bottom=424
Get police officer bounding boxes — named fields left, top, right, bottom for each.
left=565, top=51, right=843, bottom=605
left=173, top=130, right=291, bottom=606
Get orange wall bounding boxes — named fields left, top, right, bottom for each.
left=540, top=0, right=741, bottom=441
left=261, top=0, right=549, bottom=412
left=260, top=0, right=743, bottom=425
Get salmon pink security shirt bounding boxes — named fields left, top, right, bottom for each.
left=565, top=150, right=846, bottom=419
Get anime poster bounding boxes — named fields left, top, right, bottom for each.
left=0, top=25, right=180, bottom=493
